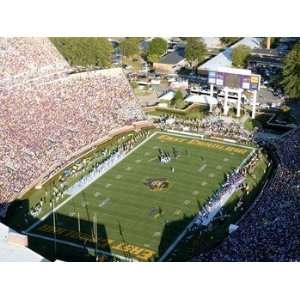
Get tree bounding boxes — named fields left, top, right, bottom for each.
left=119, top=38, right=140, bottom=58
left=174, top=89, right=183, bottom=101
left=281, top=42, right=300, bottom=99
left=50, top=37, right=113, bottom=67
left=231, top=45, right=251, bottom=68
left=171, top=90, right=184, bottom=107
left=147, top=53, right=161, bottom=63
left=147, top=37, right=168, bottom=63
left=184, top=38, right=207, bottom=69
left=220, top=37, right=239, bottom=46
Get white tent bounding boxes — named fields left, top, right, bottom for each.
left=185, top=94, right=218, bottom=112
left=185, top=94, right=218, bottom=105
left=166, top=118, right=176, bottom=125
left=170, top=80, right=188, bottom=90
left=159, top=91, right=176, bottom=102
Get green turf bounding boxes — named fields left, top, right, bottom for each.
left=146, top=106, right=208, bottom=120
left=169, top=152, right=271, bottom=261
left=28, top=132, right=253, bottom=261
left=5, top=130, right=149, bottom=231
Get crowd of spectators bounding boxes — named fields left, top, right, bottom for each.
left=158, top=116, right=252, bottom=142
left=28, top=130, right=150, bottom=220
left=190, top=151, right=261, bottom=232
left=0, top=38, right=146, bottom=204
left=0, top=38, right=70, bottom=87
left=195, top=171, right=245, bottom=226
left=0, top=203, right=9, bottom=218
left=276, top=128, right=300, bottom=172
left=195, top=127, right=300, bottom=261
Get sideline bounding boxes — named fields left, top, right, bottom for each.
left=159, top=131, right=257, bottom=261
left=165, top=130, right=256, bottom=150
left=25, top=130, right=257, bottom=261
left=159, top=175, right=245, bottom=261
left=26, top=232, right=137, bottom=262
left=24, top=132, right=157, bottom=234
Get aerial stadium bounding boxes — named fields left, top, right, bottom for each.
left=0, top=38, right=299, bottom=262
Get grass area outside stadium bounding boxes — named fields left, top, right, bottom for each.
left=145, top=104, right=209, bottom=121
left=244, top=108, right=299, bottom=132
left=7, top=131, right=259, bottom=262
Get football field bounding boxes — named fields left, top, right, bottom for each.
left=27, top=132, right=253, bottom=261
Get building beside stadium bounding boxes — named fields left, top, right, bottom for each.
left=198, top=37, right=263, bottom=74
left=153, top=47, right=186, bottom=73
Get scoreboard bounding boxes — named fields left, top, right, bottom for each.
left=249, top=74, right=260, bottom=90
left=208, top=70, right=260, bottom=91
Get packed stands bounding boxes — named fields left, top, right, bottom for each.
left=0, top=38, right=70, bottom=87
left=0, top=38, right=146, bottom=205
left=195, top=127, right=300, bottom=261
left=158, top=116, right=253, bottom=142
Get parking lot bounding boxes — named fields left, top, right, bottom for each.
left=127, top=53, right=289, bottom=112
left=257, top=87, right=283, bottom=107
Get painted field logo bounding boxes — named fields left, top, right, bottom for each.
left=144, top=178, right=169, bottom=192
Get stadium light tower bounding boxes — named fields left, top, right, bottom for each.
left=251, top=90, right=258, bottom=119
left=223, top=87, right=229, bottom=116
left=237, top=89, right=242, bottom=118
left=266, top=37, right=271, bottom=49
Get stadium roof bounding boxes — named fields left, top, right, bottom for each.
left=199, top=37, right=263, bottom=71
left=159, top=47, right=185, bottom=65
left=0, top=222, right=47, bottom=262
left=185, top=94, right=218, bottom=105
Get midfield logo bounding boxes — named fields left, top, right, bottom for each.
left=144, top=178, right=169, bottom=192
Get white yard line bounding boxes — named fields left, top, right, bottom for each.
left=237, top=148, right=256, bottom=172
left=158, top=133, right=257, bottom=261
left=26, top=232, right=137, bottom=262
left=158, top=214, right=200, bottom=262
left=24, top=132, right=157, bottom=234
left=165, top=130, right=255, bottom=150
left=25, top=129, right=256, bottom=261
left=159, top=177, right=246, bottom=262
